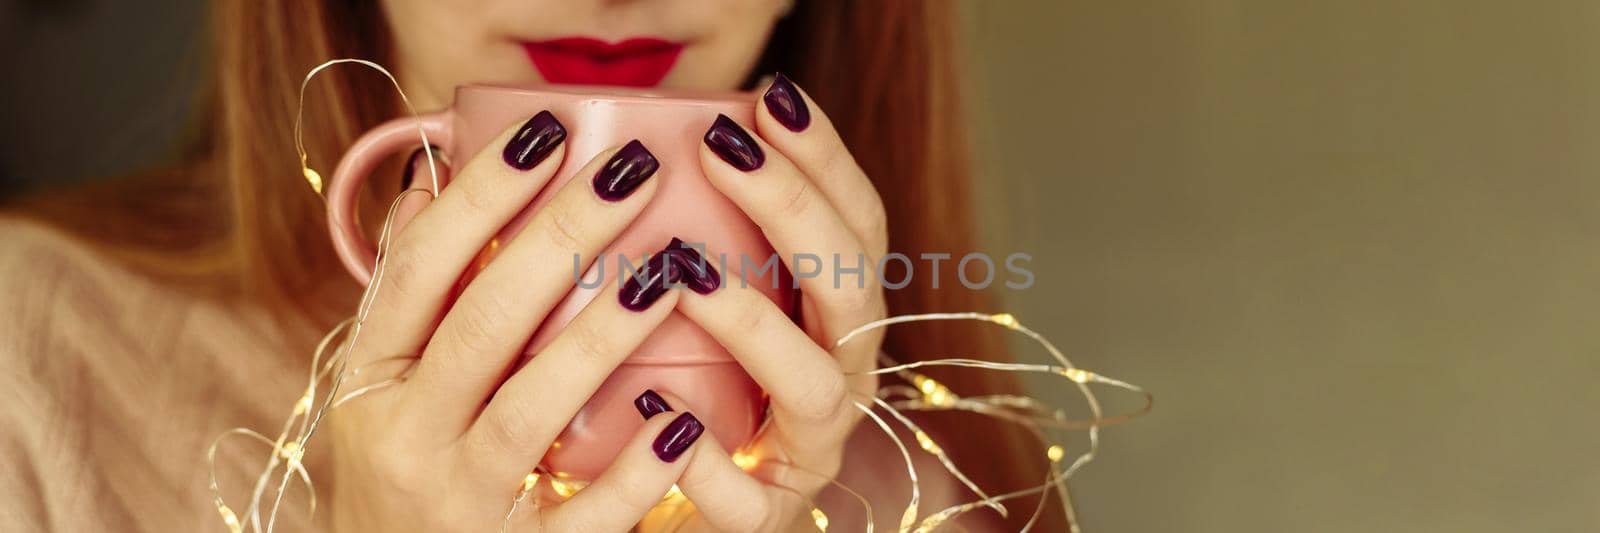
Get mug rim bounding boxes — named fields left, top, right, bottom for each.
left=458, top=82, right=755, bottom=104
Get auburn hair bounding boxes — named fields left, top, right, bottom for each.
left=13, top=0, right=1062, bottom=528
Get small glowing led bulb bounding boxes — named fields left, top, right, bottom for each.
left=279, top=441, right=304, bottom=466
left=550, top=478, right=584, bottom=498
left=216, top=504, right=242, bottom=533
left=291, top=393, right=313, bottom=416
left=914, top=430, right=942, bottom=454
left=900, top=505, right=920, bottom=531
left=1061, top=368, right=1093, bottom=384
left=914, top=510, right=955, bottom=533
left=732, top=451, right=759, bottom=471
left=302, top=166, right=324, bottom=195
left=520, top=472, right=540, bottom=494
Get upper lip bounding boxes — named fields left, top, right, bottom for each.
left=522, top=37, right=681, bottom=60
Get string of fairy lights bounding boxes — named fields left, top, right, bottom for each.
left=205, top=60, right=1151, bottom=533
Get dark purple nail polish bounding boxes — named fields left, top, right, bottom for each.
left=652, top=412, right=704, bottom=463
left=665, top=238, right=721, bottom=294
left=400, top=145, right=438, bottom=191
left=594, top=140, right=659, bottom=201
left=763, top=73, right=811, bottom=132
left=634, top=389, right=672, bottom=419
left=502, top=111, right=566, bottom=171
left=703, top=114, right=765, bottom=171
left=618, top=252, right=676, bottom=311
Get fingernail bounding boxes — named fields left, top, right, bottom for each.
left=763, top=73, right=811, bottom=132
left=618, top=252, right=675, bottom=312
left=634, top=389, right=672, bottom=419
left=665, top=238, right=720, bottom=294
left=703, top=114, right=764, bottom=171
left=503, top=111, right=566, bottom=170
left=594, top=140, right=660, bottom=201
left=652, top=412, right=704, bottom=462
left=400, top=145, right=437, bottom=190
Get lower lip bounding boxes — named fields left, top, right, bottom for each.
left=521, top=37, right=684, bottom=87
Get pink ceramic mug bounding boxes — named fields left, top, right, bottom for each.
left=326, top=83, right=794, bottom=481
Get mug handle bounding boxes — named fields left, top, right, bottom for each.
left=326, top=112, right=453, bottom=285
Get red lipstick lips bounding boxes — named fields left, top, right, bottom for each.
left=521, top=37, right=684, bottom=87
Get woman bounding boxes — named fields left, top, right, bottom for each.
left=1, top=0, right=1058, bottom=530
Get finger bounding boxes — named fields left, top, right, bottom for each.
left=699, top=116, right=886, bottom=345
left=386, top=189, right=430, bottom=236
left=755, top=73, right=887, bottom=257
left=380, top=146, right=443, bottom=243
left=538, top=408, right=708, bottom=533
left=460, top=273, right=679, bottom=479
left=399, top=143, right=448, bottom=193
left=362, top=112, right=567, bottom=361
left=354, top=190, right=431, bottom=368
left=410, top=140, right=662, bottom=426
left=675, top=271, right=862, bottom=462
left=652, top=391, right=787, bottom=532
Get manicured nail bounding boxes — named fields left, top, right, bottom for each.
left=399, top=145, right=438, bottom=191
left=594, top=140, right=660, bottom=201
left=703, top=114, right=764, bottom=171
left=502, top=111, right=566, bottom=170
left=652, top=412, right=704, bottom=462
left=617, top=252, right=675, bottom=311
left=634, top=389, right=672, bottom=419
left=763, top=73, right=811, bottom=132
left=666, top=238, right=721, bottom=294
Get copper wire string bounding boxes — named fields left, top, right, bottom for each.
left=207, top=59, right=1151, bottom=533
left=210, top=59, right=442, bottom=533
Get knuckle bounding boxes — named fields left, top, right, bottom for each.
left=769, top=454, right=839, bottom=500
left=728, top=297, right=772, bottom=334
left=473, top=398, right=538, bottom=456
left=832, top=286, right=882, bottom=319
left=677, top=456, right=719, bottom=489
left=443, top=296, right=511, bottom=359
left=777, top=452, right=844, bottom=497
left=764, top=490, right=809, bottom=531
left=379, top=242, right=426, bottom=296
left=538, top=201, right=589, bottom=252
left=861, top=200, right=889, bottom=251
left=729, top=494, right=775, bottom=532
left=562, top=316, right=616, bottom=365
left=788, top=371, right=849, bottom=424
left=815, top=143, right=855, bottom=180
left=601, top=472, right=659, bottom=512
left=368, top=436, right=421, bottom=489
left=456, top=179, right=498, bottom=211
left=772, top=178, right=815, bottom=219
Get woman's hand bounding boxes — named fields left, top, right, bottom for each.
left=665, top=74, right=891, bottom=531
left=328, top=113, right=712, bottom=532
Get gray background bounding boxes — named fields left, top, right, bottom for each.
left=4, top=1, right=1597, bottom=531
left=963, top=2, right=1598, bottom=531
left=0, top=0, right=204, bottom=189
